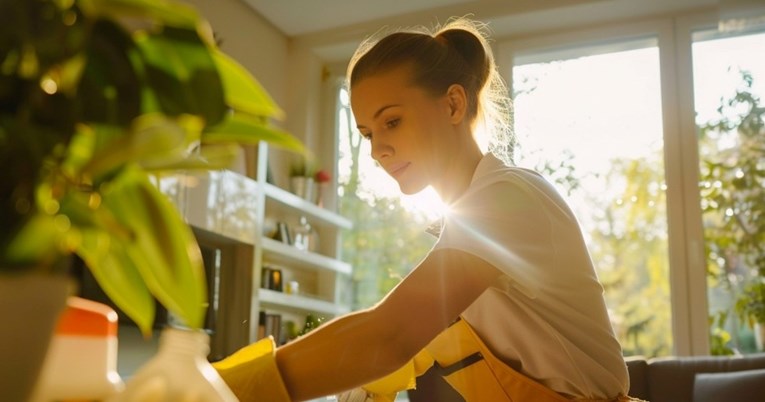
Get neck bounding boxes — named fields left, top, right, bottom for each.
left=431, top=138, right=483, bottom=205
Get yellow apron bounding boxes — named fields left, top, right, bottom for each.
left=421, top=317, right=568, bottom=401
left=364, top=317, right=641, bottom=402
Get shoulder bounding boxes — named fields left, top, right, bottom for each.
left=457, top=156, right=556, bottom=213
left=471, top=154, right=553, bottom=193
left=448, top=155, right=577, bottom=229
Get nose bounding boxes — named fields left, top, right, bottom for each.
left=370, top=136, right=393, bottom=162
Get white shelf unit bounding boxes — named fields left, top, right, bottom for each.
left=261, top=237, right=351, bottom=276
left=254, top=142, right=353, bottom=344
left=258, top=289, right=350, bottom=317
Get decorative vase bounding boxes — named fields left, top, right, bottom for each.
left=290, top=176, right=315, bottom=202
left=109, top=326, right=237, bottom=401
left=755, top=322, right=765, bottom=352
left=0, top=273, right=72, bottom=402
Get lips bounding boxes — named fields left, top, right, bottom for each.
left=387, top=162, right=410, bottom=178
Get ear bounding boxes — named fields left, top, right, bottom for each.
left=445, top=84, right=468, bottom=124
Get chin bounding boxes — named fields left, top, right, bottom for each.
left=397, top=180, right=428, bottom=196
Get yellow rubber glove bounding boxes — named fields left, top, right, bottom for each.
left=212, top=336, right=291, bottom=402
left=360, top=348, right=436, bottom=402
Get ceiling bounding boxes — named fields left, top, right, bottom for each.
left=241, top=0, right=721, bottom=61
left=243, top=0, right=719, bottom=37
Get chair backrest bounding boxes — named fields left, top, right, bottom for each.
left=625, top=356, right=649, bottom=400
left=626, top=353, right=765, bottom=402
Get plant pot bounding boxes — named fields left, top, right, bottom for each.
left=0, top=273, right=72, bottom=402
left=755, top=322, right=765, bottom=352
left=290, top=176, right=315, bottom=202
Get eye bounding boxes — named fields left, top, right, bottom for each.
left=385, top=118, right=400, bottom=129
left=359, top=130, right=372, bottom=141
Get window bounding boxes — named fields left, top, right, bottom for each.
left=510, top=38, right=672, bottom=356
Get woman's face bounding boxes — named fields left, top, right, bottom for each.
left=350, top=65, right=456, bottom=195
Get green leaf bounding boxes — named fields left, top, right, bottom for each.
left=83, top=114, right=199, bottom=179
left=135, top=27, right=226, bottom=125
left=211, top=49, right=284, bottom=120
left=141, top=143, right=240, bottom=171
left=3, top=214, right=62, bottom=267
left=76, top=19, right=142, bottom=126
left=204, top=113, right=305, bottom=154
left=76, top=228, right=156, bottom=335
left=101, top=168, right=206, bottom=328
left=61, top=123, right=96, bottom=178
left=78, top=0, right=200, bottom=29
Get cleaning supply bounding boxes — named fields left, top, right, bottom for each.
left=111, top=326, right=237, bottom=402
left=31, top=296, right=124, bottom=402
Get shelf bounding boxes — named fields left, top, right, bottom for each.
left=264, top=182, right=352, bottom=229
left=258, top=289, right=350, bottom=316
left=261, top=238, right=352, bottom=275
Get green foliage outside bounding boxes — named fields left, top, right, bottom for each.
left=699, top=70, right=765, bottom=355
left=587, top=157, right=673, bottom=357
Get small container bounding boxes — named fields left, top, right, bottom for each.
left=261, top=266, right=283, bottom=291
left=290, top=176, right=315, bottom=201
left=31, top=296, right=124, bottom=402
left=109, top=326, right=236, bottom=402
left=285, top=280, right=300, bottom=295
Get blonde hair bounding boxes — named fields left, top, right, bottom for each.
left=347, top=16, right=514, bottom=164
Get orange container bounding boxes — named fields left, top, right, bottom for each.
left=31, top=297, right=124, bottom=401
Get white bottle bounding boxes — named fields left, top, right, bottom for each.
left=32, top=297, right=124, bottom=402
left=109, top=326, right=237, bottom=402
left=292, top=216, right=312, bottom=251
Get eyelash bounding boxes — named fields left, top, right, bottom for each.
left=385, top=118, right=400, bottom=129
left=360, top=118, right=400, bottom=141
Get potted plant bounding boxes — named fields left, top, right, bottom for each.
left=0, top=0, right=303, bottom=399
left=289, top=155, right=318, bottom=201
left=736, top=281, right=765, bottom=351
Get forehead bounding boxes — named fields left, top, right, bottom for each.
left=350, top=65, right=420, bottom=114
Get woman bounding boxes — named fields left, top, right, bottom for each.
left=214, top=17, right=632, bottom=402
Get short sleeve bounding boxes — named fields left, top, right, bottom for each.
left=432, top=171, right=576, bottom=299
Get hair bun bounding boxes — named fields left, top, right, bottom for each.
left=436, top=29, right=490, bottom=87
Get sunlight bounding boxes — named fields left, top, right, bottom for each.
left=356, top=148, right=448, bottom=220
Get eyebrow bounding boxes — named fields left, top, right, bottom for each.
left=356, top=104, right=401, bottom=129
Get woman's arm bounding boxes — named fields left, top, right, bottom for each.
left=274, top=247, right=503, bottom=400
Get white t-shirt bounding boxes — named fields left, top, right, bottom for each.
left=432, top=153, right=629, bottom=399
